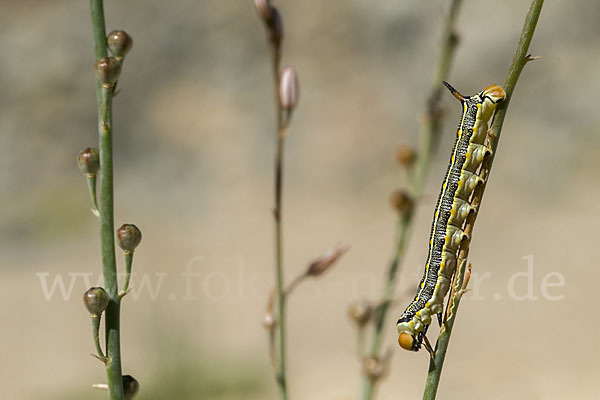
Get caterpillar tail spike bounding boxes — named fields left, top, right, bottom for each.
left=442, top=80, right=465, bottom=101
left=397, top=83, right=506, bottom=352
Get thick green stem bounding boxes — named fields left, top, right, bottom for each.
left=422, top=1, right=544, bottom=398
left=90, top=1, right=124, bottom=399
left=360, top=1, right=463, bottom=399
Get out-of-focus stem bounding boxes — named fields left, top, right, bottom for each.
left=360, top=1, right=463, bottom=399
left=422, top=1, right=544, bottom=398
left=269, top=39, right=288, bottom=400
left=90, top=1, right=124, bottom=399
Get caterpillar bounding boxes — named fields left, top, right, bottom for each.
left=396, top=82, right=506, bottom=352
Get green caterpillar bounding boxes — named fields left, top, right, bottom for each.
left=397, top=82, right=506, bottom=352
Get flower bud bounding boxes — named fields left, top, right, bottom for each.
left=95, top=57, right=121, bottom=88
left=348, top=300, right=372, bottom=328
left=116, top=224, right=142, bottom=253
left=263, top=312, right=277, bottom=332
left=77, top=147, right=100, bottom=176
left=389, top=189, right=413, bottom=216
left=279, top=66, right=299, bottom=111
left=307, top=242, right=350, bottom=277
left=363, top=355, right=390, bottom=382
left=254, top=0, right=273, bottom=22
left=395, top=145, right=416, bottom=167
left=83, top=287, right=110, bottom=316
left=107, top=30, right=133, bottom=60
left=122, top=375, right=139, bottom=399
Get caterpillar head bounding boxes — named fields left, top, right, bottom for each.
left=398, top=332, right=417, bottom=351
left=481, top=84, right=506, bottom=104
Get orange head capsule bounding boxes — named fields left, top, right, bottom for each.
left=482, top=84, right=506, bottom=104
left=398, top=332, right=415, bottom=351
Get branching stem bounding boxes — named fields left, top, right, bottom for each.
left=360, top=1, right=463, bottom=399
left=422, top=1, right=544, bottom=398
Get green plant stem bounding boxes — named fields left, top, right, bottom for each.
left=90, top=1, right=124, bottom=399
left=86, top=174, right=100, bottom=217
left=270, top=41, right=288, bottom=400
left=119, top=252, right=134, bottom=298
left=413, top=0, right=463, bottom=193
left=422, top=1, right=544, bottom=398
left=91, top=315, right=106, bottom=359
left=360, top=2, right=463, bottom=399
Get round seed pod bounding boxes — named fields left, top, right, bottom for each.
left=348, top=300, right=372, bottom=328
left=389, top=189, right=413, bottom=216
left=363, top=356, right=388, bottom=382
left=107, top=30, right=133, bottom=59
left=116, top=224, right=142, bottom=253
left=83, top=287, right=110, bottom=316
left=95, top=57, right=121, bottom=87
left=77, top=148, right=100, bottom=176
left=395, top=145, right=416, bottom=167
left=122, top=375, right=139, bottom=399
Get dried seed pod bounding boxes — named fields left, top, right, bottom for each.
left=279, top=66, right=299, bottom=111
left=95, top=57, right=121, bottom=88
left=389, top=189, right=413, bottom=216
left=122, top=375, right=139, bottom=399
left=107, top=30, right=133, bottom=60
left=77, top=148, right=100, bottom=176
left=395, top=145, right=416, bottom=167
left=116, top=224, right=142, bottom=253
left=348, top=300, right=372, bottom=328
left=306, top=242, right=350, bottom=277
left=83, top=287, right=110, bottom=316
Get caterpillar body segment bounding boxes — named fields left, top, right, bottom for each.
left=397, top=82, right=506, bottom=352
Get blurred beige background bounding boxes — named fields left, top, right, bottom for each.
left=1, top=0, right=599, bottom=399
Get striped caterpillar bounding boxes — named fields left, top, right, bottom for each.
left=396, top=82, right=506, bottom=352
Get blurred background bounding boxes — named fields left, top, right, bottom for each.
left=1, top=0, right=598, bottom=399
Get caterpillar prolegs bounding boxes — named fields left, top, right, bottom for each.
left=396, top=82, right=506, bottom=352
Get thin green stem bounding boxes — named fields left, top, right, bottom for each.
left=270, top=41, right=288, bottom=400
left=90, top=1, right=124, bottom=398
left=361, top=214, right=411, bottom=399
left=360, top=1, right=463, bottom=399
left=91, top=315, right=106, bottom=360
left=422, top=1, right=544, bottom=398
left=413, top=0, right=463, bottom=193
left=119, top=252, right=134, bottom=298
left=86, top=174, right=100, bottom=217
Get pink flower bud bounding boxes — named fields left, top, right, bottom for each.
left=279, top=66, right=299, bottom=111
left=306, top=242, right=350, bottom=277
left=254, top=0, right=273, bottom=21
